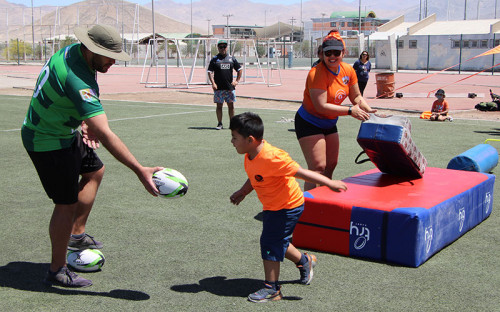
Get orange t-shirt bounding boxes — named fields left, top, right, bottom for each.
left=244, top=141, right=304, bottom=211
left=431, top=99, right=449, bottom=114
left=302, top=61, right=358, bottom=119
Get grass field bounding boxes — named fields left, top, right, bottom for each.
left=1, top=95, right=499, bottom=311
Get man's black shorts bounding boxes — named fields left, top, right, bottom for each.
left=27, top=132, right=104, bottom=205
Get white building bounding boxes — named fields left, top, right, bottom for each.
left=371, top=14, right=500, bottom=72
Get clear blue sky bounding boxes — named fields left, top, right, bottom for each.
left=8, top=0, right=345, bottom=7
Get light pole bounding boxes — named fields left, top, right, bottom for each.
left=152, top=0, right=155, bottom=41
left=464, top=0, right=467, bottom=20
left=358, top=0, right=361, bottom=34
left=321, top=13, right=326, bottom=39
left=264, top=10, right=267, bottom=38
left=300, top=0, right=302, bottom=30
left=223, top=14, right=233, bottom=38
left=31, top=0, right=35, bottom=60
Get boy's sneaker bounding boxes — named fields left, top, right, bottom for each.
left=44, top=266, right=92, bottom=288
left=248, top=284, right=283, bottom=303
left=215, top=122, right=223, bottom=130
left=297, top=253, right=317, bottom=285
left=68, top=233, right=103, bottom=251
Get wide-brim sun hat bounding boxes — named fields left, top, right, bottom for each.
left=74, top=24, right=131, bottom=62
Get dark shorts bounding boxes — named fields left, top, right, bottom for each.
left=27, top=132, right=104, bottom=205
left=294, top=111, right=338, bottom=140
left=260, top=204, right=304, bottom=262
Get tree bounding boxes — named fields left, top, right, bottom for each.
left=184, top=33, right=201, bottom=57
left=256, top=44, right=266, bottom=58
left=59, top=36, right=78, bottom=50
left=3, top=39, right=33, bottom=61
left=232, top=41, right=243, bottom=54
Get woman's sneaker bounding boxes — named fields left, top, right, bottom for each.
left=44, top=266, right=92, bottom=288
left=247, top=284, right=283, bottom=303
left=68, top=233, right=103, bottom=251
left=297, top=253, right=317, bottom=285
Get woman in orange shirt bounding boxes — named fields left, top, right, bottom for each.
left=294, top=30, right=376, bottom=190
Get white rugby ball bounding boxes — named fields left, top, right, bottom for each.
left=152, top=168, right=188, bottom=198
left=67, top=249, right=105, bottom=272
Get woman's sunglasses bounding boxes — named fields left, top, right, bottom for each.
left=324, top=50, right=342, bottom=57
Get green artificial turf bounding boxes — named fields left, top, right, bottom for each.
left=1, top=95, right=499, bottom=311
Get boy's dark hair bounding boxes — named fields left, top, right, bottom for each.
left=229, top=112, right=264, bottom=140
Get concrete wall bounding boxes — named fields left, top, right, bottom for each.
left=375, top=33, right=499, bottom=71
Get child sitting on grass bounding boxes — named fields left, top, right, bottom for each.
left=229, top=112, right=347, bottom=303
left=430, top=89, right=453, bottom=121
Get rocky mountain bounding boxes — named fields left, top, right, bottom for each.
left=0, top=0, right=498, bottom=42
left=0, top=0, right=203, bottom=42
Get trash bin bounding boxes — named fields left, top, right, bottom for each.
left=375, top=72, right=395, bottom=98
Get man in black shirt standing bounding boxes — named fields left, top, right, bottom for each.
left=208, top=40, right=242, bottom=130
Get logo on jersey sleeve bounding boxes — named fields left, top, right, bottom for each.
left=342, top=76, right=350, bottom=85
left=79, top=89, right=98, bottom=102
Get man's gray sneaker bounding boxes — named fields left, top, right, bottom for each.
left=44, top=266, right=92, bottom=288
left=68, top=233, right=103, bottom=251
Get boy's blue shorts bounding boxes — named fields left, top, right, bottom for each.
left=260, top=204, right=304, bottom=262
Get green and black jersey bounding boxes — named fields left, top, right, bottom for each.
left=21, top=43, right=105, bottom=152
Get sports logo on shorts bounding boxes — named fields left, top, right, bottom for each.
left=79, top=89, right=98, bottom=102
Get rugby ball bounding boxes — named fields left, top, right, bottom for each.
left=152, top=168, right=188, bottom=198
left=67, top=249, right=105, bottom=272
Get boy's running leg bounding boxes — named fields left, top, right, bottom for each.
left=248, top=260, right=283, bottom=303
left=286, top=244, right=317, bottom=285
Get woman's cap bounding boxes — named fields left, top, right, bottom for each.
left=322, top=40, right=344, bottom=51
left=322, top=31, right=345, bottom=51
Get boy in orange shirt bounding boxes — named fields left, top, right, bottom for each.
left=229, top=112, right=347, bottom=303
left=430, top=89, right=452, bottom=121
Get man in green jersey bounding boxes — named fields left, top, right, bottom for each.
left=21, top=25, right=163, bottom=288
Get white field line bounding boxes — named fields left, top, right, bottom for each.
left=1, top=109, right=214, bottom=132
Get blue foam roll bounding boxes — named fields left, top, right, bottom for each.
left=447, top=144, right=499, bottom=173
